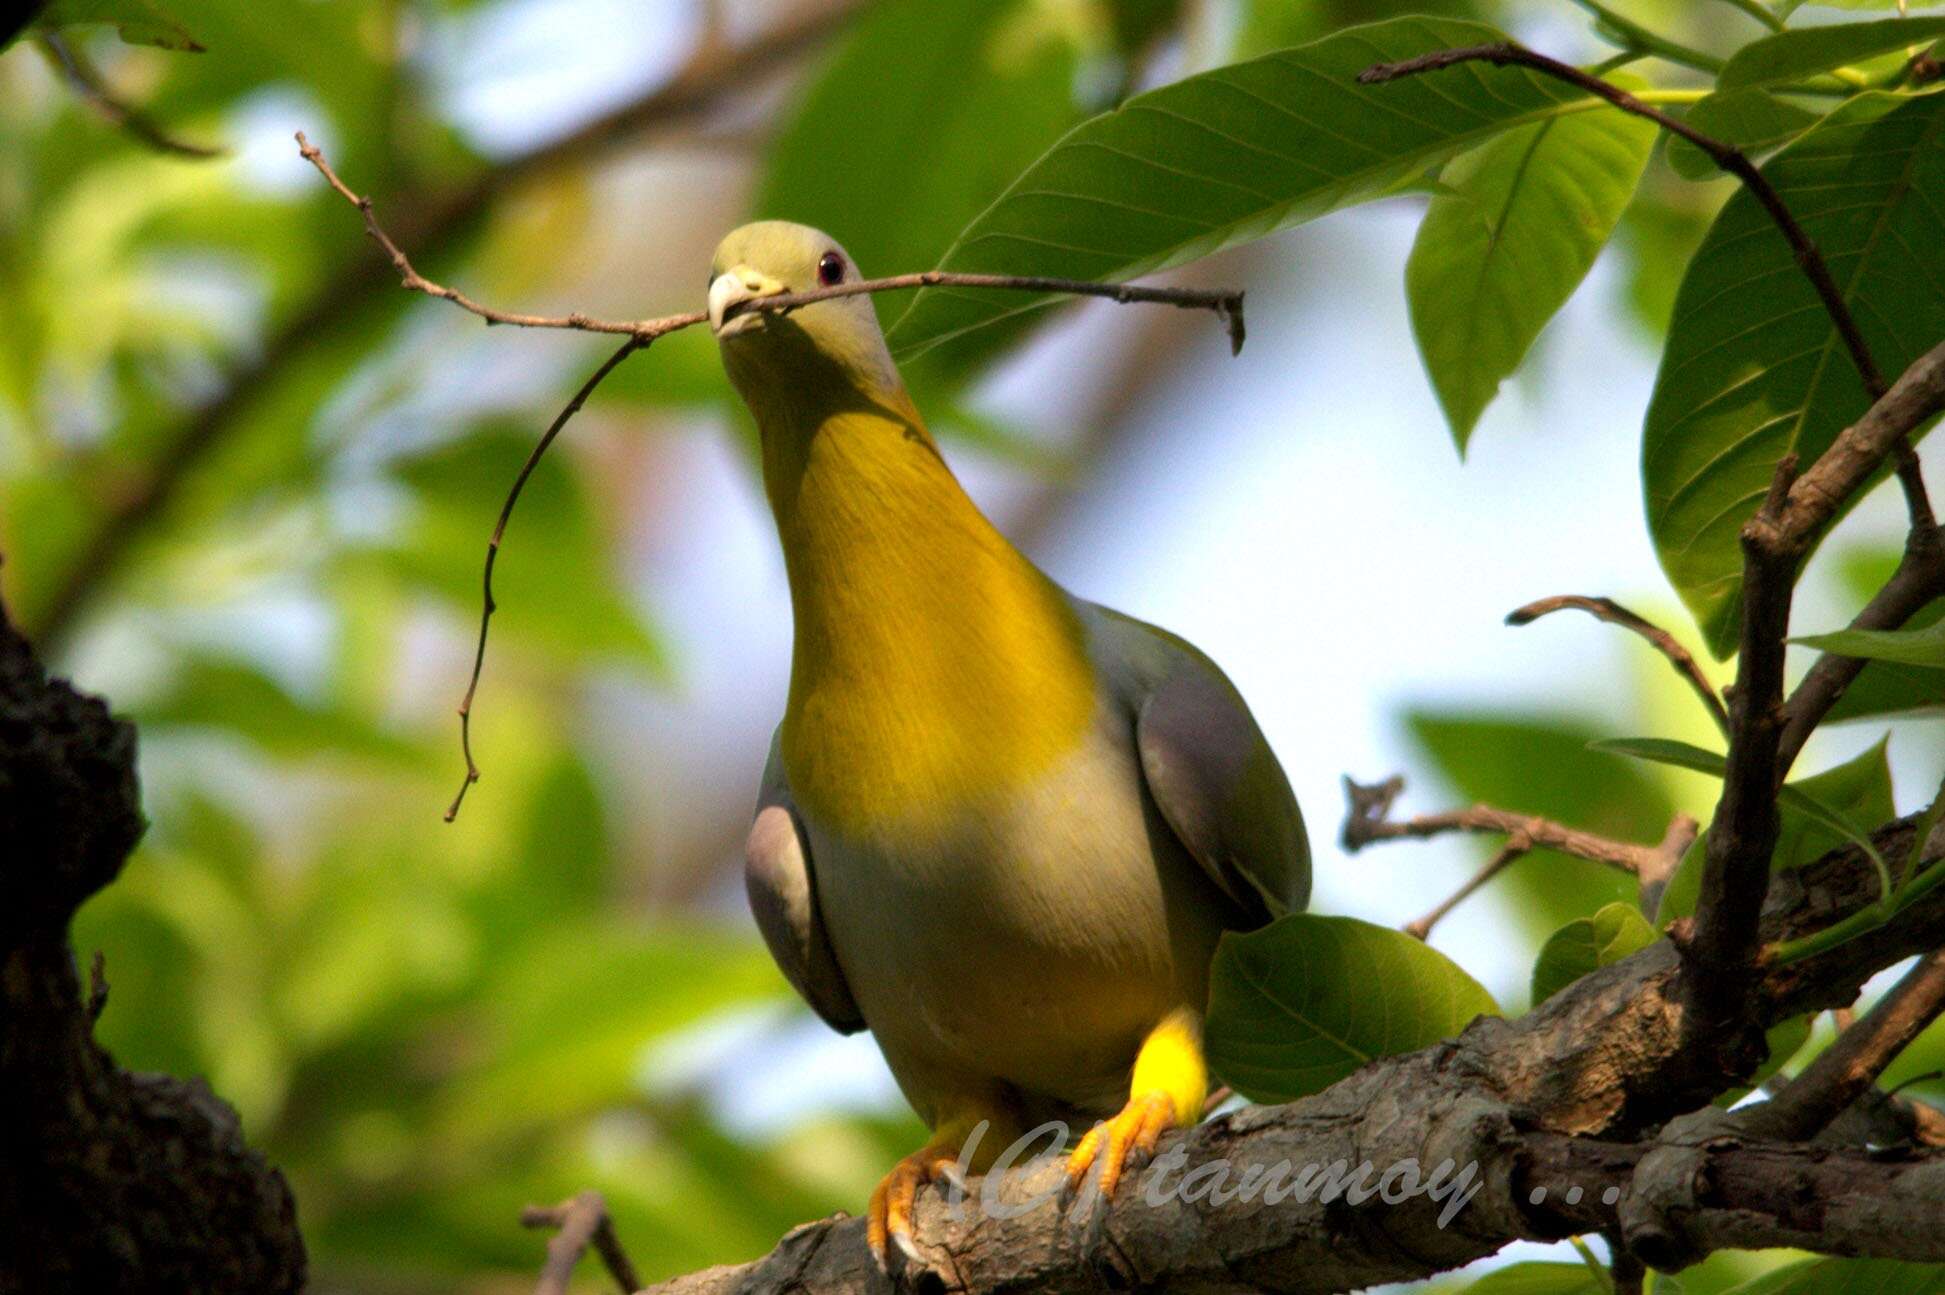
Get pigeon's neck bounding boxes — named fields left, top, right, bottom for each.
left=756, top=392, right=1095, bottom=832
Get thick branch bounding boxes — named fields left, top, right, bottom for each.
left=1743, top=949, right=1945, bottom=1141
left=630, top=815, right=1945, bottom=1295
left=636, top=814, right=1945, bottom=1295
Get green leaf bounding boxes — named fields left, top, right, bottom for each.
left=1206, top=913, right=1498, bottom=1103
left=30, top=0, right=202, bottom=50
left=1793, top=617, right=1945, bottom=667
left=1407, top=107, right=1655, bottom=450
left=1595, top=736, right=1895, bottom=898
left=1642, top=92, right=1945, bottom=657
left=1462, top=1261, right=1610, bottom=1295
left=1823, top=550, right=1945, bottom=721
left=1775, top=734, right=1895, bottom=869
left=1667, top=89, right=1825, bottom=180
left=1718, top=18, right=1945, bottom=89
left=1530, top=901, right=1659, bottom=1005
left=888, top=16, right=1600, bottom=358
left=1723, top=1259, right=1945, bottom=1295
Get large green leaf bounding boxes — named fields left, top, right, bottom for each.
left=888, top=16, right=1601, bottom=358
left=1667, top=89, right=1826, bottom=180
left=1407, top=107, right=1655, bottom=450
left=1794, top=617, right=1945, bottom=666
left=1642, top=92, right=1945, bottom=657
left=1205, top=913, right=1498, bottom=1102
left=1718, top=18, right=1945, bottom=90
left=1530, top=901, right=1659, bottom=1005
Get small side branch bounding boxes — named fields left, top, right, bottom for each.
left=1743, top=949, right=1945, bottom=1141
left=445, top=337, right=646, bottom=822
left=37, top=34, right=223, bottom=159
left=1507, top=594, right=1728, bottom=736
left=521, top=1190, right=642, bottom=1295
left=1342, top=774, right=1694, bottom=876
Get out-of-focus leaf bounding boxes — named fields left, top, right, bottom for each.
left=1406, top=106, right=1654, bottom=450
left=1722, top=1259, right=1945, bottom=1295
left=1408, top=712, right=1675, bottom=939
left=757, top=0, right=1081, bottom=384
left=1461, top=1262, right=1608, bottom=1294
left=889, top=16, right=1599, bottom=358
left=1794, top=617, right=1945, bottom=667
left=435, top=919, right=783, bottom=1140
left=1598, top=736, right=1894, bottom=900
left=1206, top=913, right=1498, bottom=1102
left=1643, top=92, right=1945, bottom=657
left=1616, top=182, right=1726, bottom=335
left=131, top=658, right=422, bottom=763
left=1667, top=90, right=1825, bottom=180
left=366, top=421, right=668, bottom=673
left=1718, top=18, right=1945, bottom=90
left=1530, top=901, right=1658, bottom=1005
left=30, top=0, right=202, bottom=51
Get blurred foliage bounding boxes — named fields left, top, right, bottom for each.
left=2, top=0, right=1941, bottom=1290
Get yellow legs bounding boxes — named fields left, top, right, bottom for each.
left=1065, top=1007, right=1207, bottom=1199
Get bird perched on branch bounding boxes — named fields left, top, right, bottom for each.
left=708, top=220, right=1308, bottom=1266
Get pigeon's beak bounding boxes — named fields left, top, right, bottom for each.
left=709, top=267, right=784, bottom=339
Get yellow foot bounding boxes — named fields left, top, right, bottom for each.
left=867, top=1144, right=968, bottom=1270
left=1065, top=1090, right=1176, bottom=1199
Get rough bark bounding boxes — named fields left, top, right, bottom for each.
left=644, top=815, right=1945, bottom=1295
left=0, top=596, right=305, bottom=1293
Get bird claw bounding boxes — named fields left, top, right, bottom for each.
left=1063, top=1091, right=1175, bottom=1202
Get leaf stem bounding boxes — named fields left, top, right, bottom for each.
left=1567, top=0, right=1726, bottom=75
left=1715, top=0, right=1786, bottom=33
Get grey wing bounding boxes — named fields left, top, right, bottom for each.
left=746, top=734, right=866, bottom=1034
left=1128, top=626, right=1311, bottom=928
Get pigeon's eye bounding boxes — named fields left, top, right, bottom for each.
left=817, top=251, right=845, bottom=286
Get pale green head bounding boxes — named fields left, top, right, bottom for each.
left=708, top=221, right=903, bottom=407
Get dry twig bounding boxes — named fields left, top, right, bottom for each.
left=1342, top=776, right=1698, bottom=936
left=522, top=1190, right=642, bottom=1295
left=1506, top=594, right=1727, bottom=736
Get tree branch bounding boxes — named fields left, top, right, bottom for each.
left=36, top=34, right=224, bottom=158
left=521, top=1190, right=641, bottom=1295
left=1340, top=775, right=1696, bottom=878
left=1506, top=595, right=1727, bottom=736
left=1742, top=949, right=1945, bottom=1142
left=628, top=813, right=1945, bottom=1295
left=296, top=131, right=1246, bottom=349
